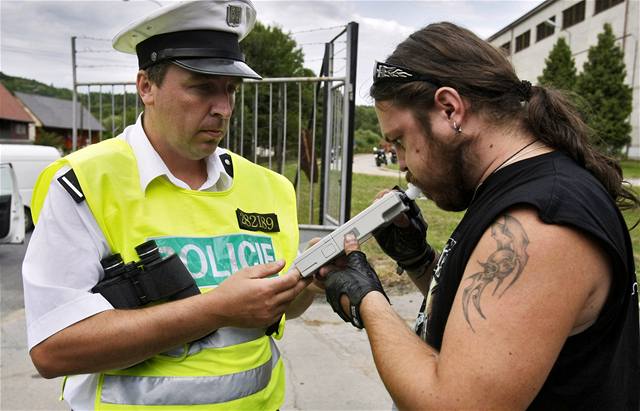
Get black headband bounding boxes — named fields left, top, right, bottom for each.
left=373, top=61, right=442, bottom=87
left=136, top=30, right=245, bottom=69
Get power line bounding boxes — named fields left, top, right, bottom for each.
left=76, top=36, right=111, bottom=42
left=77, top=64, right=138, bottom=68
left=333, top=47, right=347, bottom=56
left=290, top=25, right=345, bottom=35
left=1, top=46, right=69, bottom=62
left=2, top=45, right=64, bottom=56
left=77, top=48, right=119, bottom=53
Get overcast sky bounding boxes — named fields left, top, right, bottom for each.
left=1, top=0, right=542, bottom=105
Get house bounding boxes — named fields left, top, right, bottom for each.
left=0, top=83, right=35, bottom=143
left=15, top=92, right=104, bottom=151
left=487, top=0, right=639, bottom=158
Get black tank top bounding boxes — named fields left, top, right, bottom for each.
left=420, top=151, right=639, bottom=409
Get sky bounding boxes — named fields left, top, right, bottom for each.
left=1, top=0, right=543, bottom=105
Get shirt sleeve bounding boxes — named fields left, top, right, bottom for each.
left=22, top=166, right=114, bottom=350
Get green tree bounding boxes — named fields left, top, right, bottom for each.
left=354, top=106, right=382, bottom=153
left=355, top=105, right=380, bottom=134
left=537, top=37, right=577, bottom=91
left=355, top=129, right=382, bottom=153
left=575, top=23, right=632, bottom=155
left=242, top=22, right=308, bottom=77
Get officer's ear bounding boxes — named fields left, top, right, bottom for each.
left=137, top=70, right=155, bottom=106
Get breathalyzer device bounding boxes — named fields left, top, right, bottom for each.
left=293, top=184, right=422, bottom=278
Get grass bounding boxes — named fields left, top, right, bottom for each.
left=623, top=188, right=640, bottom=277
left=383, top=162, right=400, bottom=171
left=621, top=160, right=640, bottom=180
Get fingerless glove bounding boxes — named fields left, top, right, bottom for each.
left=325, top=251, right=390, bottom=329
left=373, top=189, right=435, bottom=273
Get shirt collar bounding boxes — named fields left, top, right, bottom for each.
left=120, top=114, right=232, bottom=192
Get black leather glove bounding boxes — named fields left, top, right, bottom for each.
left=325, top=251, right=390, bottom=329
left=373, top=187, right=435, bottom=274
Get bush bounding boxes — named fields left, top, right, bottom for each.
left=355, top=129, right=381, bottom=153
left=35, top=130, right=65, bottom=152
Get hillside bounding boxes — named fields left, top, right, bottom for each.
left=0, top=72, right=73, bottom=100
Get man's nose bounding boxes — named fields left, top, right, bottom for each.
left=209, top=94, right=233, bottom=118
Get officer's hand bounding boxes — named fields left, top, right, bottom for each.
left=372, top=188, right=434, bottom=273
left=212, top=260, right=309, bottom=328
left=324, top=234, right=390, bottom=329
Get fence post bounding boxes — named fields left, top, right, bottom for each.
left=342, top=22, right=358, bottom=222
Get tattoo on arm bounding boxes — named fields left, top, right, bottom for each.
left=461, top=214, right=529, bottom=331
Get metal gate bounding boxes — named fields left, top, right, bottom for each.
left=72, top=22, right=358, bottom=246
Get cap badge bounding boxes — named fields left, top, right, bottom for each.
left=226, top=5, right=242, bottom=27
left=150, top=51, right=158, bottom=62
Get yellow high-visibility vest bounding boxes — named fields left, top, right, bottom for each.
left=32, top=138, right=299, bottom=410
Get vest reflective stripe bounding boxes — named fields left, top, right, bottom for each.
left=101, top=340, right=281, bottom=406
left=161, top=327, right=266, bottom=358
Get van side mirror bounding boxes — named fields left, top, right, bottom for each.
left=0, top=163, right=25, bottom=244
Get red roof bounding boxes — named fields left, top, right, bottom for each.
left=0, top=83, right=34, bottom=123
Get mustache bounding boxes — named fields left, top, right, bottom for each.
left=405, top=171, right=414, bottom=184
left=201, top=118, right=229, bottom=131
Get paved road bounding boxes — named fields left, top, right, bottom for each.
left=0, top=235, right=424, bottom=411
left=352, top=153, right=405, bottom=178
left=1, top=234, right=68, bottom=411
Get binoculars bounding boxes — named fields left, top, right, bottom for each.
left=92, top=240, right=200, bottom=309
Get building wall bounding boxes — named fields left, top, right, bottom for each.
left=489, top=0, right=639, bottom=158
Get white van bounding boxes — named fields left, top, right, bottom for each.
left=0, top=144, right=61, bottom=230
left=0, top=163, right=25, bottom=243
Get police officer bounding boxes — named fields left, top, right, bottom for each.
left=22, top=1, right=317, bottom=409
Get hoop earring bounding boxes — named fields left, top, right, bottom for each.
left=452, top=121, right=462, bottom=134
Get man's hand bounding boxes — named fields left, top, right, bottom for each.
left=372, top=188, right=434, bottom=273
left=324, top=234, right=390, bottom=329
left=211, top=260, right=308, bottom=328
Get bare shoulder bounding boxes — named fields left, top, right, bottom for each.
left=459, top=206, right=612, bottom=334
left=435, top=206, right=612, bottom=408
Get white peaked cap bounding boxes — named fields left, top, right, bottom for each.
left=112, top=0, right=261, bottom=79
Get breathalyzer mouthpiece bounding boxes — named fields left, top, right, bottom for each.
left=405, top=183, right=422, bottom=200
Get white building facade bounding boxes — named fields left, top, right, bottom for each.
left=488, top=0, right=639, bottom=158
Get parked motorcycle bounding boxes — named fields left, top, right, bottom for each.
left=373, top=147, right=387, bottom=167
left=390, top=148, right=398, bottom=164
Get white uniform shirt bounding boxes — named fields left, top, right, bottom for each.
left=22, top=114, right=232, bottom=410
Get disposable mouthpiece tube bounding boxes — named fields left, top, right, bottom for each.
left=405, top=183, right=422, bottom=200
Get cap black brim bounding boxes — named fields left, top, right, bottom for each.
left=172, top=58, right=262, bottom=80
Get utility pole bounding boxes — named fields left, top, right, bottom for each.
left=71, top=36, right=78, bottom=151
